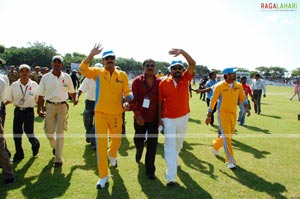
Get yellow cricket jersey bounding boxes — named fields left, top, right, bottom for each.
left=79, top=62, right=131, bottom=115
left=209, top=81, right=246, bottom=114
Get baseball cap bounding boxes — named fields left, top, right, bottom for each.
left=102, top=50, right=115, bottom=58
left=170, top=60, right=183, bottom=67
left=52, top=55, right=64, bottom=63
left=223, top=67, right=238, bottom=75
left=19, top=64, right=31, bottom=71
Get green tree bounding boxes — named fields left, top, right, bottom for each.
left=291, top=68, right=300, bottom=77
left=0, top=45, right=5, bottom=54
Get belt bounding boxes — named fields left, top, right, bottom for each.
left=46, top=100, right=66, bottom=105
left=16, top=107, right=33, bottom=111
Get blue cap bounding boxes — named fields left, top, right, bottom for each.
left=223, top=67, right=238, bottom=75
left=102, top=50, right=115, bottom=58
left=170, top=60, right=183, bottom=67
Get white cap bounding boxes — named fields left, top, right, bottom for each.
left=19, top=64, right=31, bottom=71
left=52, top=55, right=64, bottom=63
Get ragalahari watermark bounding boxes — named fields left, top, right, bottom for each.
left=261, top=2, right=297, bottom=11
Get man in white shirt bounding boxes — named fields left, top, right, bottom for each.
left=0, top=58, right=15, bottom=185
left=37, top=55, right=77, bottom=167
left=251, top=74, right=266, bottom=114
left=77, top=63, right=102, bottom=150
left=5, top=64, right=40, bottom=161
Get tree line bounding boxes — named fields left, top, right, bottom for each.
left=0, top=42, right=296, bottom=78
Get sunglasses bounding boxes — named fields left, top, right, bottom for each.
left=104, top=56, right=115, bottom=61
left=171, top=65, right=183, bottom=71
left=144, top=64, right=156, bottom=68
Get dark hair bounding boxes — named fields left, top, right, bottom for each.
left=241, top=76, right=247, bottom=80
left=255, top=73, right=260, bottom=78
left=142, top=58, right=156, bottom=66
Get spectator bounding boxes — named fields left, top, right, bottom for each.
left=251, top=74, right=266, bottom=114
left=30, top=66, right=42, bottom=83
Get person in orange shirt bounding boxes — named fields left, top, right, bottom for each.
left=205, top=68, right=250, bottom=169
left=158, top=48, right=196, bottom=186
left=79, top=44, right=131, bottom=189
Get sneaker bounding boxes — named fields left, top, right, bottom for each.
left=227, top=163, right=236, bottom=169
left=108, top=153, right=117, bottom=167
left=96, top=176, right=109, bottom=189
left=212, top=149, right=219, bottom=156
left=53, top=162, right=63, bottom=167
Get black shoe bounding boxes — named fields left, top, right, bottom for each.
left=32, top=142, right=40, bottom=156
left=147, top=173, right=156, bottom=180
left=13, top=154, right=24, bottom=162
left=53, top=162, right=63, bottom=167
left=167, top=181, right=176, bottom=186
left=52, top=149, right=55, bottom=156
left=86, top=137, right=91, bottom=143
left=4, top=177, right=15, bottom=185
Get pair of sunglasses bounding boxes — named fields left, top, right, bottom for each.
left=171, top=65, right=183, bottom=71
left=104, top=56, right=115, bottom=61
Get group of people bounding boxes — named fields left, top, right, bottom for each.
left=0, top=45, right=268, bottom=189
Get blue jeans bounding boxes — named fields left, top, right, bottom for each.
left=238, top=100, right=249, bottom=125
left=83, top=100, right=95, bottom=146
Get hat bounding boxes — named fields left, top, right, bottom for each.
left=223, top=67, right=238, bottom=75
left=102, top=50, right=115, bottom=58
left=34, top=66, right=40, bottom=69
left=0, top=58, right=6, bottom=65
left=52, top=55, right=64, bottom=63
left=19, top=64, right=31, bottom=71
left=170, top=60, right=183, bottom=67
left=94, top=63, right=103, bottom=67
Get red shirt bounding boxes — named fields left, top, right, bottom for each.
left=159, top=71, right=193, bottom=118
left=131, top=74, right=161, bottom=122
left=242, top=83, right=252, bottom=97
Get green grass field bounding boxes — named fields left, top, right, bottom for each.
left=1, top=85, right=299, bottom=199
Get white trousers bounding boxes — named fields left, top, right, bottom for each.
left=162, top=113, right=189, bottom=182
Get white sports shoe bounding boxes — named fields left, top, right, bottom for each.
left=212, top=149, right=220, bottom=156
left=109, top=154, right=117, bottom=167
left=227, top=163, right=236, bottom=169
left=96, top=176, right=109, bottom=189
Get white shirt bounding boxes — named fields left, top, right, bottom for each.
left=0, top=74, right=9, bottom=103
left=78, top=78, right=96, bottom=101
left=251, top=78, right=266, bottom=95
left=7, top=79, right=38, bottom=108
left=37, top=72, right=75, bottom=102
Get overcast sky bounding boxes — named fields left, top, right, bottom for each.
left=0, top=0, right=299, bottom=72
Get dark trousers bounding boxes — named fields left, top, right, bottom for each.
left=1, top=103, right=10, bottom=157
left=253, top=90, right=262, bottom=113
left=206, top=98, right=217, bottom=125
left=134, top=120, right=158, bottom=175
left=13, top=107, right=39, bottom=157
left=83, top=100, right=95, bottom=146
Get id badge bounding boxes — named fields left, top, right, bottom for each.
left=19, top=98, right=25, bottom=105
left=142, top=98, right=150, bottom=108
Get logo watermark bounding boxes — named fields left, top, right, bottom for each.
left=260, top=2, right=297, bottom=11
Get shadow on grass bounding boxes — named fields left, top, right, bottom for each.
left=243, top=125, right=270, bottom=134
left=232, top=139, right=271, bottom=159
left=180, top=141, right=217, bottom=179
left=119, top=135, right=135, bottom=157
left=188, top=117, right=201, bottom=124
left=22, top=159, right=75, bottom=199
left=221, top=166, right=287, bottom=199
left=0, top=157, right=36, bottom=199
left=259, top=114, right=281, bottom=119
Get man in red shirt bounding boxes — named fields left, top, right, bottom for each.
left=238, top=76, right=255, bottom=125
left=158, top=49, right=196, bottom=186
left=131, top=58, right=161, bottom=180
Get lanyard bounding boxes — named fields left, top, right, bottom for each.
left=20, top=85, right=28, bottom=99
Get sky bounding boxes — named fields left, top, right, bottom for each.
left=0, top=0, right=299, bottom=72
